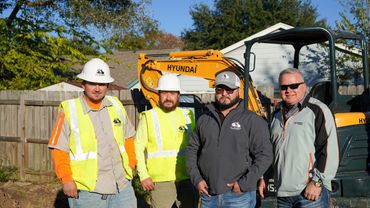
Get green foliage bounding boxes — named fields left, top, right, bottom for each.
left=0, top=18, right=87, bottom=89
left=338, top=0, right=369, bottom=37
left=132, top=173, right=151, bottom=204
left=338, top=0, right=369, bottom=65
left=182, top=0, right=327, bottom=50
left=0, top=166, right=17, bottom=182
left=0, top=0, right=158, bottom=89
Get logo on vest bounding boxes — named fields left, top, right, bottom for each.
left=230, top=122, right=241, bottom=130
left=113, top=118, right=121, bottom=126
left=179, top=125, right=187, bottom=132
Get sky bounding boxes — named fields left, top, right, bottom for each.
left=149, top=0, right=344, bottom=37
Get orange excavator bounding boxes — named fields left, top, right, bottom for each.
left=137, top=49, right=267, bottom=118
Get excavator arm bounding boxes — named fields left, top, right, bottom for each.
left=137, top=50, right=267, bottom=117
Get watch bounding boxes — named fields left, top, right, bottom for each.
left=311, top=179, right=323, bottom=188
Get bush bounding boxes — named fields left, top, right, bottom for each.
left=132, top=173, right=151, bottom=203
left=0, top=166, right=17, bottom=182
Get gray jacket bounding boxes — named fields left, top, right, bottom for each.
left=271, top=96, right=339, bottom=197
left=186, top=101, right=273, bottom=194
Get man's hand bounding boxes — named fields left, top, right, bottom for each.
left=63, top=181, right=78, bottom=198
left=227, top=181, right=242, bottom=194
left=257, top=179, right=266, bottom=198
left=304, top=181, right=322, bottom=201
left=141, top=177, right=155, bottom=191
left=197, top=180, right=210, bottom=197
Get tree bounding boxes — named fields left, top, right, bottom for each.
left=182, top=0, right=326, bottom=50
left=338, top=0, right=369, bottom=37
left=0, top=0, right=157, bottom=89
left=105, top=30, right=184, bottom=50
left=335, top=0, right=369, bottom=82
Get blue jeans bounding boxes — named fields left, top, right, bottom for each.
left=277, top=187, right=330, bottom=208
left=68, top=182, right=137, bottom=208
left=201, top=191, right=256, bottom=208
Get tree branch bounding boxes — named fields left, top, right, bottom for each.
left=6, top=0, right=54, bottom=27
left=6, top=0, right=26, bottom=27
left=24, top=0, right=54, bottom=7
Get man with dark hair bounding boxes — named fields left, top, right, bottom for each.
left=49, top=58, right=137, bottom=208
left=186, top=71, right=272, bottom=207
left=135, top=74, right=198, bottom=208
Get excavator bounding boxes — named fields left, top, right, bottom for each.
left=137, top=49, right=268, bottom=118
left=136, top=26, right=370, bottom=202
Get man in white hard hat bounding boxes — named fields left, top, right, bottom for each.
left=135, top=74, right=198, bottom=208
left=48, top=58, right=137, bottom=208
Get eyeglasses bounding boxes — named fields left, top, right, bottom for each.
left=280, top=82, right=304, bottom=91
left=215, top=87, right=236, bottom=94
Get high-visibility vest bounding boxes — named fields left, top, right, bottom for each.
left=143, top=106, right=194, bottom=182
left=61, top=96, right=132, bottom=191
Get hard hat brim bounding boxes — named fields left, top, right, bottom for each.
left=77, top=73, right=114, bottom=83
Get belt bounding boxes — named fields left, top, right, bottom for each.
left=101, top=194, right=114, bottom=200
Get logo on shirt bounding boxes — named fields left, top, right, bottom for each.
left=179, top=125, right=187, bottom=132
left=293, top=121, right=303, bottom=126
left=230, top=122, right=241, bottom=130
left=113, top=118, right=121, bottom=126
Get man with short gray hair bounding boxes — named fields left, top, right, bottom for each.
left=258, top=68, right=339, bottom=208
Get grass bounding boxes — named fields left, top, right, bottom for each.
left=0, top=166, right=17, bottom=182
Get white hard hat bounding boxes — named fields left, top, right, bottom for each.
left=77, top=58, right=114, bottom=83
left=157, top=74, right=181, bottom=91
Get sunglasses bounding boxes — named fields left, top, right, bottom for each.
left=215, top=87, right=236, bottom=94
left=280, top=82, right=304, bottom=91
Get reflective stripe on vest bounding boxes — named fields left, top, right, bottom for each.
left=106, top=96, right=126, bottom=154
left=147, top=108, right=191, bottom=158
left=68, top=99, right=97, bottom=161
left=180, top=108, right=192, bottom=141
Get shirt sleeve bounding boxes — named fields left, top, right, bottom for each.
left=51, top=148, right=73, bottom=183
left=48, top=110, right=70, bottom=152
left=134, top=113, right=150, bottom=180
left=186, top=120, right=204, bottom=188
left=237, top=114, right=273, bottom=192
left=313, top=104, right=339, bottom=183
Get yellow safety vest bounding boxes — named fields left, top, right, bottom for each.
left=61, top=96, right=132, bottom=191
left=143, top=106, right=194, bottom=182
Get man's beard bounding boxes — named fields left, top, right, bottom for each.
left=159, top=100, right=179, bottom=112
left=215, top=97, right=240, bottom=111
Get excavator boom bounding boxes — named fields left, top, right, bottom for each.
left=137, top=50, right=266, bottom=117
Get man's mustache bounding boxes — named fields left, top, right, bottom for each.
left=163, top=100, right=174, bottom=103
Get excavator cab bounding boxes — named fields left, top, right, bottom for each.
left=244, top=27, right=370, bottom=203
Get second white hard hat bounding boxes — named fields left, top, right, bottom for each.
left=77, top=58, right=114, bottom=83
left=157, top=74, right=181, bottom=91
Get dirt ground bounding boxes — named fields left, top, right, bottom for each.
left=0, top=181, right=68, bottom=208
left=0, top=181, right=151, bottom=208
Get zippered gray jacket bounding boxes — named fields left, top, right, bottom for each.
left=186, top=101, right=273, bottom=194
left=270, top=96, right=339, bottom=197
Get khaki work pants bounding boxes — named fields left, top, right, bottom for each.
left=150, top=180, right=199, bottom=208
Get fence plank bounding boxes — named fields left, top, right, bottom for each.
left=18, top=94, right=26, bottom=179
